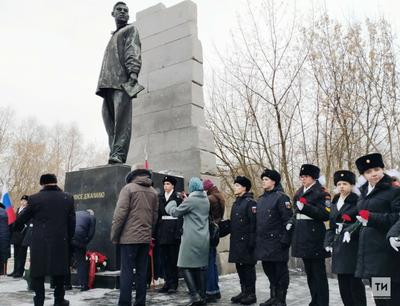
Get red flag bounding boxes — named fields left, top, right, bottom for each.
left=144, top=145, right=149, bottom=170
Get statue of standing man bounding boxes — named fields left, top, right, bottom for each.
left=96, top=1, right=143, bottom=164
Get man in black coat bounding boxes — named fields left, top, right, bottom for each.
left=229, top=176, right=257, bottom=305
left=256, top=169, right=292, bottom=306
left=0, top=202, right=10, bottom=275
left=67, top=209, right=96, bottom=291
left=287, top=164, right=330, bottom=306
left=324, top=170, right=366, bottom=306
left=156, top=175, right=182, bottom=294
left=13, top=174, right=75, bottom=306
left=348, top=153, right=400, bottom=305
left=9, top=195, right=29, bottom=278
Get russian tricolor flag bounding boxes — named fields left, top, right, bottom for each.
left=1, top=183, right=16, bottom=224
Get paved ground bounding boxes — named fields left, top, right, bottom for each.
left=0, top=269, right=375, bottom=306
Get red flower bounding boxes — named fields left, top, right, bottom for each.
left=299, top=197, right=308, bottom=205
left=359, top=210, right=370, bottom=220
left=342, top=214, right=352, bottom=222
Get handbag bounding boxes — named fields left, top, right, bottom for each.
left=218, top=219, right=231, bottom=238
left=209, top=221, right=220, bottom=247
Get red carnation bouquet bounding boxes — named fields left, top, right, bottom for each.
left=341, top=214, right=352, bottom=222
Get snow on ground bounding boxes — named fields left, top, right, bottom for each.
left=0, top=270, right=376, bottom=305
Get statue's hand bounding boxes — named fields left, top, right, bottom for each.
left=129, top=73, right=138, bottom=85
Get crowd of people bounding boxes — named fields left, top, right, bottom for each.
left=1, top=152, right=400, bottom=306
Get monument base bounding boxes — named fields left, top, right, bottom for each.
left=70, top=270, right=120, bottom=289
left=65, top=164, right=131, bottom=271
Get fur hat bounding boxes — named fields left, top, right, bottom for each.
left=234, top=176, right=252, bottom=192
left=260, top=169, right=281, bottom=185
left=355, top=153, right=385, bottom=174
left=162, top=175, right=177, bottom=186
left=333, top=170, right=356, bottom=186
left=126, top=164, right=151, bottom=183
left=40, top=173, right=57, bottom=185
left=202, top=179, right=214, bottom=191
left=299, top=164, right=320, bottom=179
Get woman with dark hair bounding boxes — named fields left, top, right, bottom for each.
left=166, top=177, right=210, bottom=306
left=324, top=170, right=366, bottom=306
left=203, top=179, right=225, bottom=302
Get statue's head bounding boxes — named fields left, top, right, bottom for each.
left=112, top=2, right=129, bottom=24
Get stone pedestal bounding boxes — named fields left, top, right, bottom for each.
left=65, top=164, right=131, bottom=271
left=64, top=165, right=184, bottom=288
left=127, top=1, right=217, bottom=182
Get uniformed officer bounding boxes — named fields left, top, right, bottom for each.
left=324, top=170, right=366, bottom=306
left=256, top=169, right=292, bottom=306
left=346, top=153, right=400, bottom=305
left=229, top=176, right=257, bottom=305
left=156, top=175, right=183, bottom=294
left=287, top=164, right=330, bottom=306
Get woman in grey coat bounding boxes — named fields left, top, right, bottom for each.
left=166, top=177, right=210, bottom=306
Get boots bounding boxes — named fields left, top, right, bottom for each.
left=54, top=299, right=70, bottom=306
left=231, top=285, right=245, bottom=303
left=33, top=296, right=44, bottom=306
left=182, top=269, right=202, bottom=306
left=259, top=286, right=276, bottom=306
left=194, top=268, right=207, bottom=305
left=240, top=287, right=257, bottom=305
left=274, top=289, right=287, bottom=306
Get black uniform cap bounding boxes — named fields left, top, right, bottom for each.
left=355, top=153, right=385, bottom=174
left=299, top=164, right=320, bottom=179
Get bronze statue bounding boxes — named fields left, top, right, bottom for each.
left=96, top=1, right=143, bottom=164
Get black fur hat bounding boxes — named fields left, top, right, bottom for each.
left=260, top=169, right=281, bottom=185
left=39, top=173, right=57, bottom=185
left=299, top=164, right=320, bottom=179
left=234, top=176, right=252, bottom=192
left=333, top=170, right=356, bottom=185
left=355, top=153, right=385, bottom=174
left=126, top=167, right=151, bottom=184
left=162, top=175, right=177, bottom=186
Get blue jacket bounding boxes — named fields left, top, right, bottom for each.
left=72, top=211, right=96, bottom=248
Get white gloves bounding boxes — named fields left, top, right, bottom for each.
left=336, top=223, right=343, bottom=234
left=286, top=223, right=293, bottom=231
left=389, top=237, right=400, bottom=252
left=356, top=215, right=368, bottom=226
left=296, top=201, right=304, bottom=211
left=325, top=246, right=333, bottom=253
left=343, top=231, right=351, bottom=243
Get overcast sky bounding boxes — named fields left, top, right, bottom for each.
left=1, top=0, right=399, bottom=149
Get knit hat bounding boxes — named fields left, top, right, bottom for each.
left=189, top=177, right=204, bottom=193
left=261, top=169, right=281, bottom=185
left=162, top=175, right=177, bottom=186
left=299, top=164, right=320, bottom=179
left=234, top=176, right=252, bottom=192
left=40, top=173, right=57, bottom=185
left=355, top=153, right=385, bottom=174
left=333, top=170, right=356, bottom=185
left=202, top=179, right=214, bottom=191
